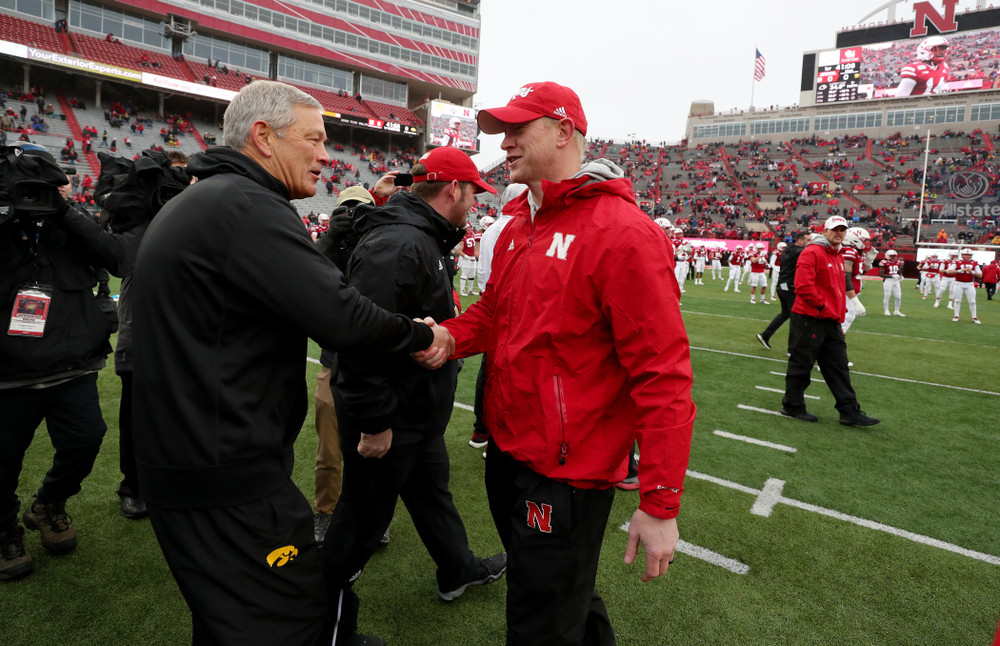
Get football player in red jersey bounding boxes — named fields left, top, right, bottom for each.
left=769, top=242, right=785, bottom=301
left=917, top=253, right=941, bottom=299
left=443, top=118, right=462, bottom=147
left=947, top=248, right=983, bottom=323
left=748, top=245, right=770, bottom=304
left=708, top=246, right=722, bottom=280
left=841, top=227, right=872, bottom=333
left=673, top=230, right=691, bottom=293
left=879, top=249, right=906, bottom=317
left=725, top=245, right=744, bottom=293
left=457, top=223, right=479, bottom=295
left=693, top=245, right=707, bottom=285
left=896, top=36, right=950, bottom=97
left=935, top=248, right=960, bottom=309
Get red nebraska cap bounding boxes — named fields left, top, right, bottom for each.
left=477, top=82, right=588, bottom=136
left=412, top=147, right=496, bottom=194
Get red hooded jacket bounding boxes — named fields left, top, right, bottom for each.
left=444, top=171, right=695, bottom=519
left=792, top=238, right=847, bottom=321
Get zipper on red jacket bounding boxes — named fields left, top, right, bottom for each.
left=553, top=375, right=569, bottom=465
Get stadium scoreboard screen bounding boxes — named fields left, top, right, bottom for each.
left=815, top=48, right=863, bottom=103
left=806, top=2, right=1000, bottom=106
left=428, top=100, right=478, bottom=151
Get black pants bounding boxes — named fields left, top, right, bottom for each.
left=117, top=371, right=140, bottom=498
left=986, top=282, right=997, bottom=300
left=148, top=479, right=325, bottom=646
left=0, top=373, right=106, bottom=528
left=322, top=433, right=478, bottom=645
left=473, top=353, right=488, bottom=436
left=485, top=441, right=616, bottom=646
left=760, top=290, right=796, bottom=352
left=783, top=313, right=859, bottom=415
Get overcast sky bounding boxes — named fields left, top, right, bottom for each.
left=471, top=0, right=975, bottom=166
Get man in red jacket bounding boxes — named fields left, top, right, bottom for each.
left=781, top=216, right=879, bottom=426
left=424, top=82, right=696, bottom=645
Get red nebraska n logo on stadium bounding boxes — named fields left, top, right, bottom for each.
left=909, top=0, right=959, bottom=37
left=525, top=501, right=553, bottom=533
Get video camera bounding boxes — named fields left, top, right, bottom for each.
left=0, top=143, right=70, bottom=225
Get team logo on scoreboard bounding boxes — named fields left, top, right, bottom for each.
left=948, top=171, right=989, bottom=200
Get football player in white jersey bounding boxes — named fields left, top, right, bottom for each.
left=709, top=246, right=722, bottom=280
left=948, top=248, right=983, bottom=324
left=879, top=249, right=906, bottom=317
left=769, top=242, right=785, bottom=301
left=934, top=249, right=960, bottom=309
left=673, top=228, right=691, bottom=293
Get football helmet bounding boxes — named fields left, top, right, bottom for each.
left=961, top=247, right=974, bottom=257
left=479, top=216, right=495, bottom=228
left=885, top=249, right=898, bottom=259
left=776, top=242, right=788, bottom=251
left=844, top=227, right=872, bottom=252
left=916, top=36, right=949, bottom=63
left=654, top=217, right=672, bottom=230
left=948, top=249, right=960, bottom=257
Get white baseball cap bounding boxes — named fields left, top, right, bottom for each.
left=824, top=216, right=849, bottom=230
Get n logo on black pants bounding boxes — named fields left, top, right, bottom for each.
left=525, top=501, right=552, bottom=533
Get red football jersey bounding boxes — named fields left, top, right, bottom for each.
left=951, top=259, right=979, bottom=283
left=880, top=258, right=903, bottom=278
left=460, top=230, right=477, bottom=258
left=729, top=249, right=744, bottom=266
left=900, top=60, right=950, bottom=95
left=842, top=247, right=865, bottom=293
left=750, top=254, right=768, bottom=273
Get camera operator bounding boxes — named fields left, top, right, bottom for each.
left=0, top=142, right=119, bottom=581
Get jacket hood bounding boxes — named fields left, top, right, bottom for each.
left=807, top=234, right=838, bottom=252
left=352, top=191, right=466, bottom=254
left=571, top=158, right=626, bottom=185
left=186, top=147, right=289, bottom=200
left=508, top=158, right=635, bottom=215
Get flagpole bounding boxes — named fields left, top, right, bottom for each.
left=750, top=46, right=757, bottom=111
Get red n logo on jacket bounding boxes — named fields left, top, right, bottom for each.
left=525, top=501, right=553, bottom=533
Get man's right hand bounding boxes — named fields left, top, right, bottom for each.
left=851, top=296, right=866, bottom=316
left=373, top=171, right=404, bottom=199
left=358, top=429, right=392, bottom=458
left=411, top=317, right=454, bottom=369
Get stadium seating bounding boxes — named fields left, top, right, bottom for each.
left=68, top=31, right=192, bottom=81
left=0, top=12, right=65, bottom=52
left=187, top=61, right=268, bottom=92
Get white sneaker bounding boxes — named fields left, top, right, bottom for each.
left=933, top=300, right=940, bottom=308
left=735, top=289, right=741, bottom=293
left=884, top=310, right=891, bottom=316
left=750, top=299, right=756, bottom=304
left=952, top=316, right=960, bottom=322
left=894, top=311, right=906, bottom=317
left=973, top=318, right=982, bottom=325
left=761, top=300, right=770, bottom=305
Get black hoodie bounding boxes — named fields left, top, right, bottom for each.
left=334, top=191, right=466, bottom=444
left=130, top=147, right=433, bottom=508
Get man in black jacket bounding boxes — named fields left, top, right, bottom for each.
left=129, top=81, right=452, bottom=646
left=757, top=231, right=809, bottom=353
left=323, top=147, right=505, bottom=646
left=0, top=143, right=118, bottom=581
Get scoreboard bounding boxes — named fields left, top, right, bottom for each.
left=814, top=47, right=863, bottom=103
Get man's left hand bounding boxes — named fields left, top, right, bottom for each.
left=358, top=429, right=392, bottom=459
left=624, top=510, right=678, bottom=582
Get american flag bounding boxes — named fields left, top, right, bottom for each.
left=754, top=49, right=766, bottom=81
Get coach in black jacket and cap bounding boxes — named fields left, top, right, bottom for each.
left=757, top=230, right=809, bottom=354
left=129, top=81, right=453, bottom=646
left=323, top=147, right=506, bottom=646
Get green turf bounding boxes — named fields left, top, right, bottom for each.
left=2, top=276, right=999, bottom=645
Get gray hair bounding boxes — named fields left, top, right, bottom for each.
left=223, top=80, right=322, bottom=151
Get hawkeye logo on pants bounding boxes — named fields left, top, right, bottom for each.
left=525, top=501, right=553, bottom=533
left=545, top=233, right=576, bottom=260
left=266, top=545, right=299, bottom=567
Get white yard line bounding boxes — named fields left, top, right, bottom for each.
left=768, top=371, right=832, bottom=384
left=714, top=430, right=797, bottom=453
left=750, top=478, right=786, bottom=517
left=686, top=470, right=1000, bottom=566
left=756, top=385, right=818, bottom=400
left=737, top=404, right=787, bottom=417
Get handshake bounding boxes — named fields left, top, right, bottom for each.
left=411, top=317, right=455, bottom=369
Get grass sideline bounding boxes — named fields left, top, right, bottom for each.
left=3, top=275, right=999, bottom=645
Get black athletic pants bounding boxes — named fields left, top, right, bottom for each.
left=148, top=479, right=326, bottom=646
left=782, top=313, right=859, bottom=415
left=322, top=433, right=479, bottom=645
left=485, top=441, right=616, bottom=646
left=0, top=373, right=106, bottom=528
left=472, top=353, right=488, bottom=436
left=986, top=282, right=997, bottom=300
left=760, top=290, right=796, bottom=353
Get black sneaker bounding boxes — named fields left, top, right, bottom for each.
left=780, top=408, right=818, bottom=422
left=840, top=410, right=880, bottom=427
left=756, top=333, right=772, bottom=350
left=313, top=512, right=332, bottom=545
left=438, top=552, right=507, bottom=601
left=0, top=525, right=34, bottom=581
left=22, top=499, right=76, bottom=553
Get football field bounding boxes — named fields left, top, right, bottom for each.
left=3, top=275, right=999, bottom=645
